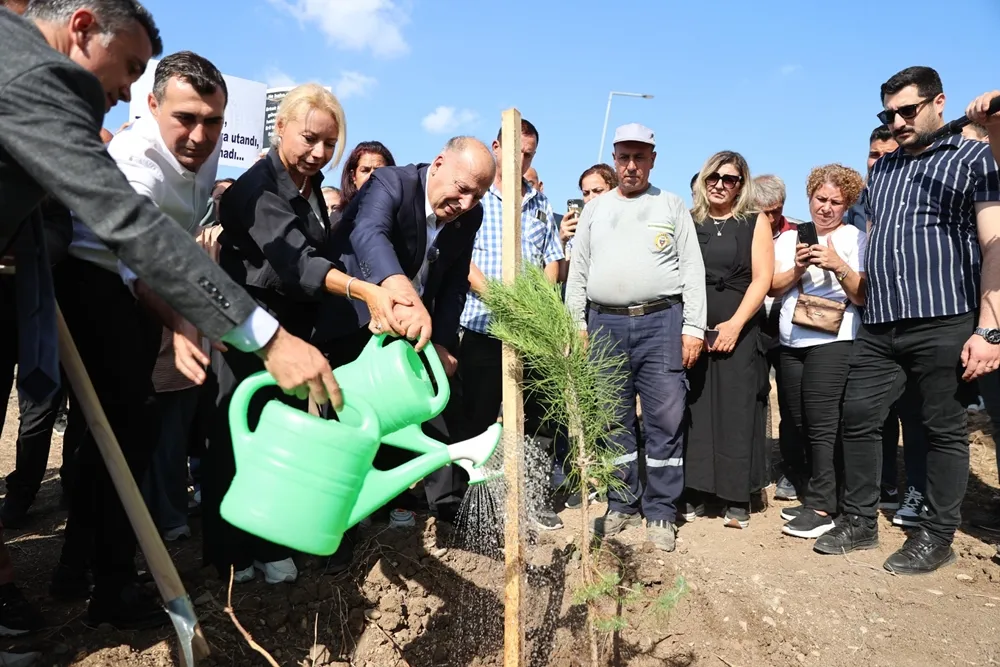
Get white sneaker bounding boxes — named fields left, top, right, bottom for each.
left=892, top=486, right=925, bottom=527
left=163, top=525, right=191, bottom=542
left=233, top=565, right=255, bottom=583
left=254, top=558, right=298, bottom=584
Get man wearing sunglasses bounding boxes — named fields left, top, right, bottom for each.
left=815, top=66, right=1000, bottom=575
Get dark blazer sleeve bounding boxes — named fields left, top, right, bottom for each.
left=39, top=198, right=72, bottom=266
left=430, top=216, right=480, bottom=352
left=0, top=61, right=257, bottom=340
left=240, top=189, right=336, bottom=300
left=348, top=177, right=406, bottom=286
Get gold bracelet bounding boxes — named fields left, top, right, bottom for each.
left=836, top=266, right=850, bottom=281
left=346, top=277, right=356, bottom=300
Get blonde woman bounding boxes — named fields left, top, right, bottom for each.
left=769, top=164, right=866, bottom=540
left=684, top=151, right=774, bottom=529
left=202, top=84, right=409, bottom=584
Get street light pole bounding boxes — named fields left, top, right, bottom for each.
left=597, top=91, right=654, bottom=162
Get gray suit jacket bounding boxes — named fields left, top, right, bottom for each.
left=0, top=8, right=256, bottom=340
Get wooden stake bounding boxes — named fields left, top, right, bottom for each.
left=500, top=107, right=525, bottom=667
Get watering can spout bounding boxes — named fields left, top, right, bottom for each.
left=451, top=423, right=503, bottom=486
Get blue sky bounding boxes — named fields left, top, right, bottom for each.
left=108, top=0, right=1000, bottom=218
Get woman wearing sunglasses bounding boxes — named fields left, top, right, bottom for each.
left=684, top=151, right=774, bottom=530
left=769, top=164, right=866, bottom=540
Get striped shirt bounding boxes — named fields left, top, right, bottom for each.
left=863, top=135, right=1000, bottom=324
left=460, top=181, right=564, bottom=334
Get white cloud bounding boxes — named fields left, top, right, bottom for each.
left=779, top=64, right=802, bottom=76
left=334, top=71, right=377, bottom=100
left=269, top=0, right=408, bottom=58
left=421, top=106, right=479, bottom=134
left=263, top=67, right=297, bottom=88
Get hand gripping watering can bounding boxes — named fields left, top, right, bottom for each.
left=220, top=334, right=502, bottom=556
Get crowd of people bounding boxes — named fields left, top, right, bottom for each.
left=0, top=2, right=999, bottom=665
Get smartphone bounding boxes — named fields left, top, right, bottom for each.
left=567, top=199, right=584, bottom=216
left=705, top=329, right=720, bottom=348
left=797, top=221, right=819, bottom=246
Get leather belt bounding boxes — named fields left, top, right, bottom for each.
left=589, top=295, right=681, bottom=317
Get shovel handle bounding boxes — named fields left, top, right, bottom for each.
left=56, top=306, right=209, bottom=664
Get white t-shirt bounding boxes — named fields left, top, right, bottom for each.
left=774, top=225, right=867, bottom=348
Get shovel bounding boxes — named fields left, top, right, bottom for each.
left=56, top=305, right=209, bottom=666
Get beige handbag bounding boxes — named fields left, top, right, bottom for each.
left=792, top=283, right=848, bottom=334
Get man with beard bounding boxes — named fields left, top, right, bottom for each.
left=815, top=67, right=1000, bottom=574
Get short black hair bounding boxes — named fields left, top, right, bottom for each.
left=690, top=172, right=699, bottom=190
left=496, top=119, right=539, bottom=145
left=25, top=0, right=163, bottom=56
left=880, top=66, right=943, bottom=103
left=869, top=125, right=893, bottom=144
left=153, top=51, right=227, bottom=103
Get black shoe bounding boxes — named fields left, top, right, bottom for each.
left=969, top=506, right=1000, bottom=534
left=564, top=488, right=598, bottom=510
left=0, top=584, right=45, bottom=636
left=87, top=583, right=168, bottom=630
left=431, top=504, right=460, bottom=524
left=50, top=563, right=93, bottom=601
left=679, top=501, right=705, bottom=522
left=723, top=504, right=750, bottom=529
left=774, top=476, right=798, bottom=501
left=883, top=530, right=956, bottom=575
left=0, top=494, right=33, bottom=530
left=780, top=504, right=805, bottom=521
left=878, top=486, right=900, bottom=511
left=782, top=510, right=836, bottom=539
left=814, top=514, right=878, bottom=555
left=532, top=510, right=564, bottom=531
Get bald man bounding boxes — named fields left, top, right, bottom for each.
left=313, top=137, right=494, bottom=557
left=525, top=167, right=543, bottom=193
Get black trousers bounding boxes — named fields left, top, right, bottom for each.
left=768, top=344, right=806, bottom=483
left=55, top=258, right=162, bottom=590
left=778, top=342, right=853, bottom=514
left=841, top=313, right=974, bottom=543
left=0, top=276, right=77, bottom=504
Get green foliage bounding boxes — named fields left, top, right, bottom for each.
left=571, top=570, right=621, bottom=606
left=653, top=576, right=689, bottom=617
left=482, top=264, right=628, bottom=490
left=594, top=616, right=628, bottom=633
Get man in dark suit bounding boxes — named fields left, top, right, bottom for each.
left=329, top=136, right=496, bottom=519
left=0, top=0, right=340, bottom=631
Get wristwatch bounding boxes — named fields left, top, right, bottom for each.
left=975, top=327, right=1000, bottom=344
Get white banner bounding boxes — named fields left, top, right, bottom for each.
left=128, top=61, right=267, bottom=169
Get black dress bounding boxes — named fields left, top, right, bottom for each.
left=685, top=214, right=769, bottom=504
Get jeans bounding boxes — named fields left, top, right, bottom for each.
left=778, top=342, right=853, bottom=514
left=589, top=304, right=686, bottom=523
left=841, top=313, right=974, bottom=544
left=978, top=370, right=1000, bottom=485
left=880, top=388, right=928, bottom=494
left=142, top=388, right=201, bottom=533
left=769, top=345, right=806, bottom=484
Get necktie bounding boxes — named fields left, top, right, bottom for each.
left=14, top=211, right=60, bottom=402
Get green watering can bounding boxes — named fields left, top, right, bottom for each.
left=220, top=335, right=502, bottom=556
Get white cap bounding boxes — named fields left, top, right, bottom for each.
left=613, top=123, right=655, bottom=147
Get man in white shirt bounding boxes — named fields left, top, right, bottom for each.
left=53, top=51, right=227, bottom=631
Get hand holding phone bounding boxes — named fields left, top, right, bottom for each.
left=705, top=328, right=720, bottom=349
left=797, top=222, right=819, bottom=247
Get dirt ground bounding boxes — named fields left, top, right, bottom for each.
left=0, top=385, right=998, bottom=667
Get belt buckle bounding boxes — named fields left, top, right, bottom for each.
left=628, top=304, right=645, bottom=317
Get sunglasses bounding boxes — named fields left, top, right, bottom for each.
left=877, top=98, right=931, bottom=124
left=705, top=173, right=742, bottom=190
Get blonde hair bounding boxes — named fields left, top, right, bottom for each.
left=806, top=164, right=865, bottom=208
left=271, top=83, right=347, bottom=169
left=691, top=150, right=758, bottom=223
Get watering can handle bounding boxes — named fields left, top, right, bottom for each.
left=419, top=340, right=450, bottom=416
left=229, top=371, right=278, bottom=447
left=366, top=333, right=450, bottom=417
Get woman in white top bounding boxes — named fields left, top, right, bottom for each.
left=769, top=164, right=866, bottom=540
